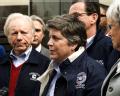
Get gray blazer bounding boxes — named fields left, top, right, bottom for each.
left=101, top=59, right=120, bottom=96
left=41, top=45, right=50, bottom=58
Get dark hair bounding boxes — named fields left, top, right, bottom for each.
left=72, top=0, right=100, bottom=28
left=47, top=14, right=87, bottom=51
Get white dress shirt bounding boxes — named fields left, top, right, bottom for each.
left=86, top=35, right=95, bottom=48
left=35, top=44, right=41, bottom=52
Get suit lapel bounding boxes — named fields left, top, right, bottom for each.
left=101, top=59, right=120, bottom=96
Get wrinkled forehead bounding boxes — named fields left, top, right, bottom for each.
left=8, top=17, right=33, bottom=30
left=11, top=17, right=32, bottom=25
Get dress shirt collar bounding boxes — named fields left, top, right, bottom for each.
left=35, top=44, right=41, bottom=52
left=68, top=47, right=85, bottom=63
left=86, top=35, right=95, bottom=48
left=10, top=46, right=32, bottom=67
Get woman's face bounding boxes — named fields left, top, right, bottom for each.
left=48, top=28, right=76, bottom=63
left=107, top=19, right=120, bottom=51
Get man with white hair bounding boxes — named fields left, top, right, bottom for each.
left=0, top=13, right=50, bottom=96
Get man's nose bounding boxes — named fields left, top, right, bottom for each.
left=17, top=32, right=23, bottom=40
left=34, top=32, right=37, bottom=37
left=47, top=38, right=53, bottom=46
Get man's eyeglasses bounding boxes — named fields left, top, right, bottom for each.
left=100, top=14, right=106, bottom=17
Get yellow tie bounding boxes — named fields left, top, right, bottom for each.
left=37, top=61, right=54, bottom=96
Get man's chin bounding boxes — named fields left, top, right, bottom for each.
left=32, top=41, right=38, bottom=44
left=32, top=44, right=39, bottom=48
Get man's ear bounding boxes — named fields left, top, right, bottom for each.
left=90, top=13, right=98, bottom=24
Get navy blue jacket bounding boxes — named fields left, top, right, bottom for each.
left=106, top=49, right=120, bottom=72
left=0, top=45, right=7, bottom=64
left=0, top=49, right=50, bottom=96
left=42, top=51, right=107, bottom=96
left=86, top=29, right=113, bottom=72
left=0, top=45, right=6, bottom=57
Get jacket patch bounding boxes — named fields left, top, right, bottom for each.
left=75, top=72, right=86, bottom=89
left=96, top=60, right=104, bottom=65
left=29, top=72, right=40, bottom=81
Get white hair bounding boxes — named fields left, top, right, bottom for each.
left=4, top=13, right=35, bottom=36
left=106, top=0, right=120, bottom=24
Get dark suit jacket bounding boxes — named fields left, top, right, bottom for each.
left=87, top=29, right=113, bottom=72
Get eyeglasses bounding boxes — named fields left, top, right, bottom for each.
left=100, top=14, right=106, bottom=17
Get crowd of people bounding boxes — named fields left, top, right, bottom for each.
left=0, top=0, right=120, bottom=96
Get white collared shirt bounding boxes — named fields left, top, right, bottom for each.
left=35, top=44, right=41, bottom=52
left=86, top=35, right=95, bottom=48
left=10, top=46, right=32, bottom=67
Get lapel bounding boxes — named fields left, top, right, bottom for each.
left=101, top=58, right=120, bottom=96
left=41, top=45, right=45, bottom=54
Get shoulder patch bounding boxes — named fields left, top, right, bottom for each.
left=75, top=72, right=87, bottom=89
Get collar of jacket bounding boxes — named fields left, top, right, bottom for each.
left=90, top=29, right=106, bottom=46
left=2, top=48, right=48, bottom=65
left=59, top=51, right=87, bottom=80
left=25, top=48, right=49, bottom=65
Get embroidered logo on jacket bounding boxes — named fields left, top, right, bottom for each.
left=75, top=72, right=87, bottom=89
left=96, top=60, right=104, bottom=65
left=29, top=72, right=40, bottom=81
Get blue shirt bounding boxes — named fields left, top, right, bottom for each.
left=10, top=46, right=32, bottom=67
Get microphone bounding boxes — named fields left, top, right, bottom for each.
left=0, top=87, right=8, bottom=96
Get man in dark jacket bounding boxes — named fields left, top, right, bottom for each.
left=69, top=0, right=113, bottom=73
left=37, top=14, right=106, bottom=96
left=0, top=13, right=50, bottom=96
